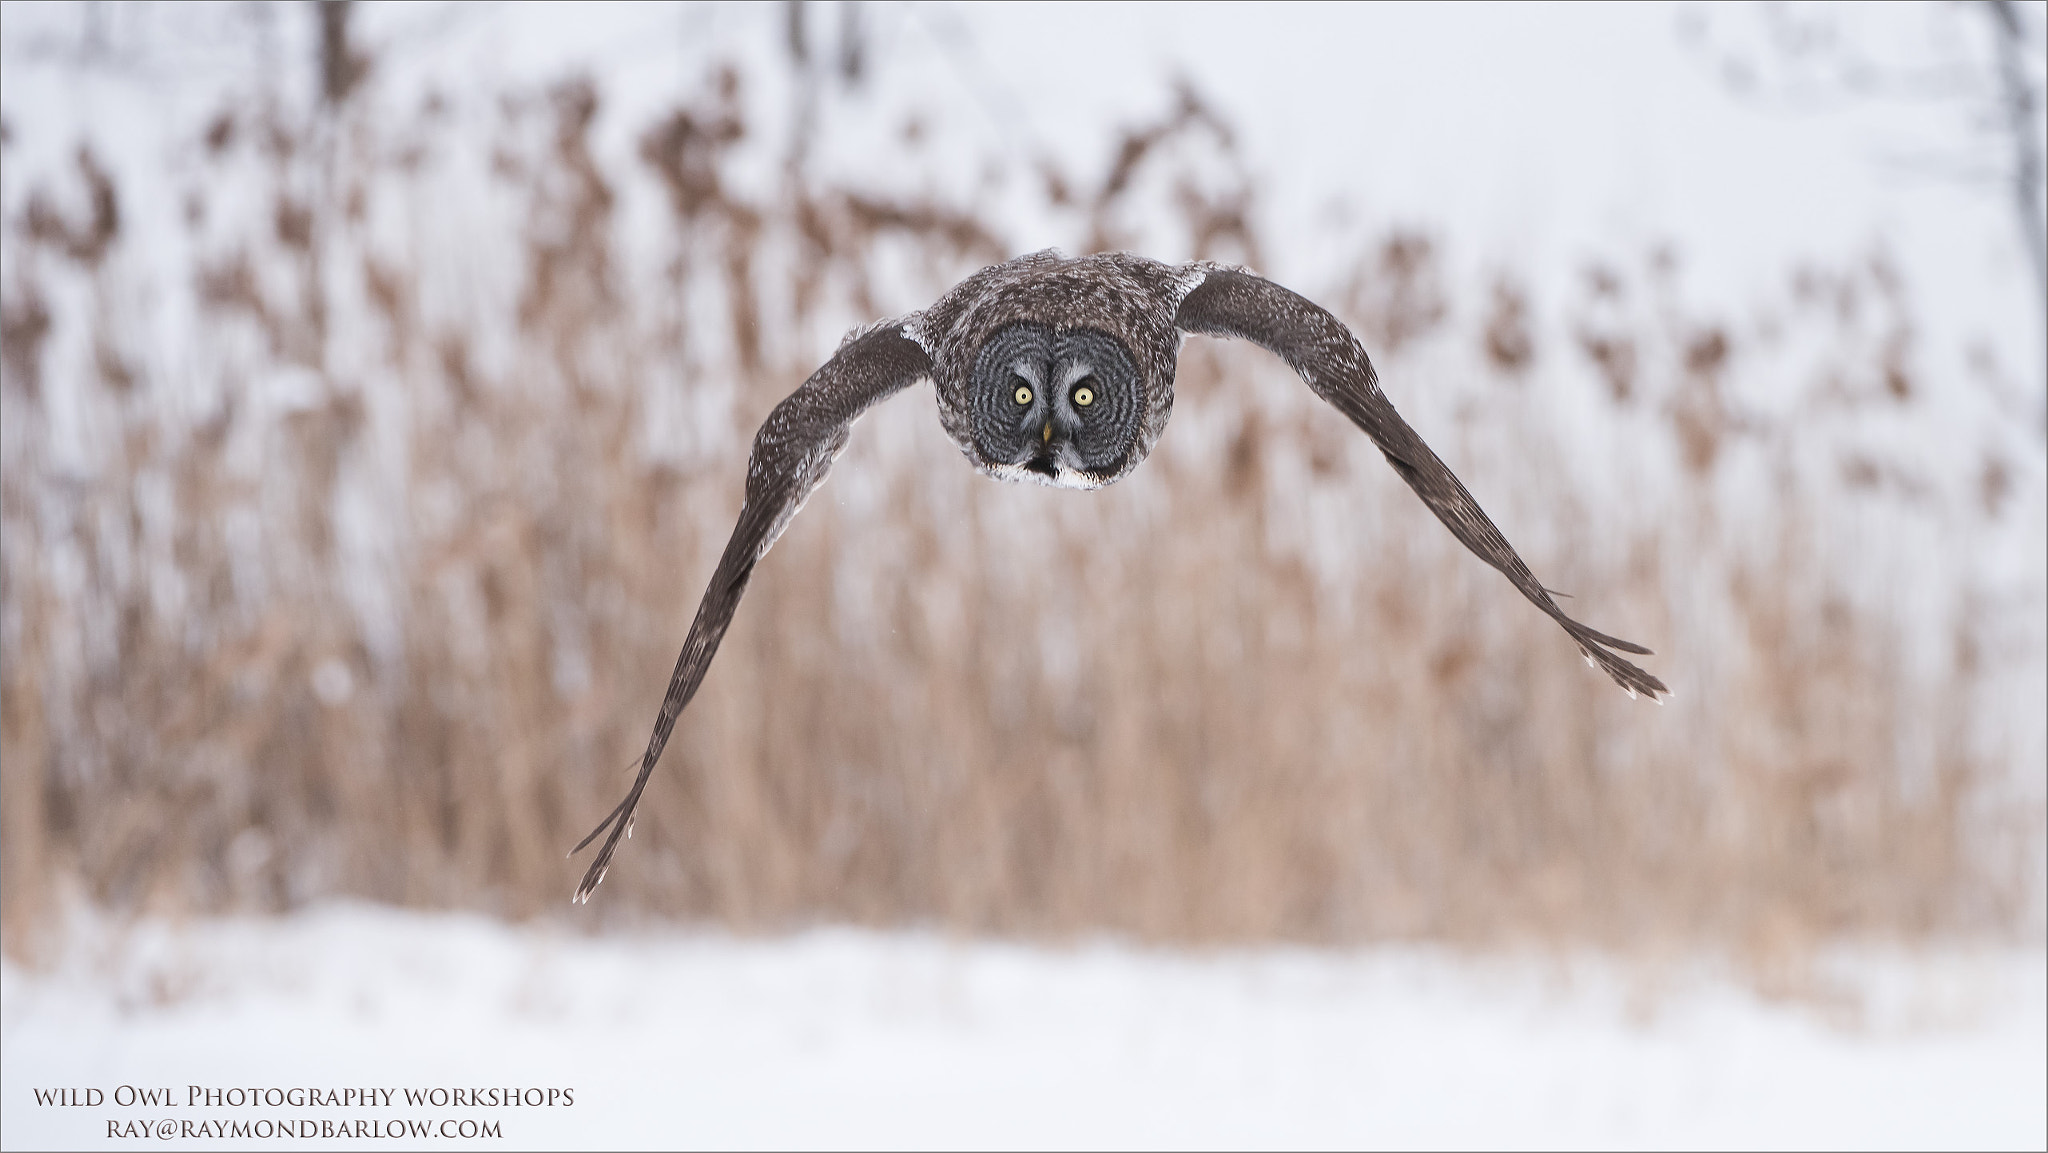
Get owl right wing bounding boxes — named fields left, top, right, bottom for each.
left=572, top=323, right=933, bottom=902
left=1175, top=268, right=1667, bottom=702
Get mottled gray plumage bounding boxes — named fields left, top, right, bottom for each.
left=572, top=250, right=1667, bottom=902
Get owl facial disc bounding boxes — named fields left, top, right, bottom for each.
left=968, top=322, right=1142, bottom=489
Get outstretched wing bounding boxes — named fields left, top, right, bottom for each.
left=573, top=323, right=933, bottom=902
left=1176, top=268, right=1667, bottom=702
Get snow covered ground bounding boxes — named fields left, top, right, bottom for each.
left=3, top=905, right=2042, bottom=1151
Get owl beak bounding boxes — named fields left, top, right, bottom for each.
left=1042, top=421, right=1052, bottom=443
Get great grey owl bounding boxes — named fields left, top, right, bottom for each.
left=571, top=250, right=1667, bottom=902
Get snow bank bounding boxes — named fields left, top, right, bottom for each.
left=4, top=905, right=2041, bottom=1150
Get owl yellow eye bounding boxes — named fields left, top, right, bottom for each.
left=1013, top=384, right=1033, bottom=406
left=1073, top=384, right=1096, bottom=407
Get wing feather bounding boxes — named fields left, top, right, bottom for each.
left=572, top=323, right=932, bottom=902
left=1175, top=269, right=1667, bottom=702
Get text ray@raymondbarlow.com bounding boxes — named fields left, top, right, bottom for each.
left=105, top=1118, right=508, bottom=1140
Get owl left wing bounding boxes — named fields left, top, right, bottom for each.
left=572, top=323, right=933, bottom=902
left=1175, top=268, right=1667, bottom=702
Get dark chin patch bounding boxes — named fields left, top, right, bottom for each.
left=1081, top=444, right=1129, bottom=480
left=1024, top=452, right=1058, bottom=478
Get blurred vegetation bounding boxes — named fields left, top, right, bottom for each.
left=0, top=4, right=2038, bottom=974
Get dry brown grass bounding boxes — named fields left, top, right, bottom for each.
left=1, top=46, right=2037, bottom=965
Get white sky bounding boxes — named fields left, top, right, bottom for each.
left=330, top=2, right=2047, bottom=382
left=4, top=1, right=2039, bottom=377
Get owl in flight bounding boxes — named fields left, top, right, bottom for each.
left=572, top=251, right=1667, bottom=902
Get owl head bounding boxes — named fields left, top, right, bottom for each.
left=918, top=250, right=1198, bottom=490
